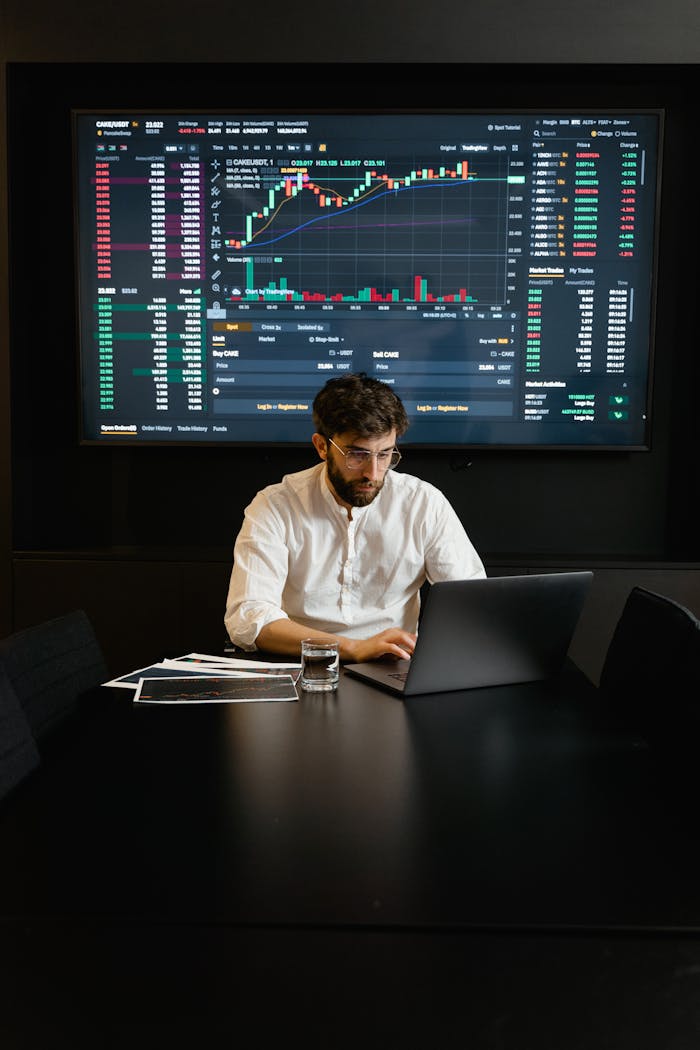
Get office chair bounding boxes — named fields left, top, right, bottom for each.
left=599, top=585, right=700, bottom=745
left=0, top=662, right=41, bottom=801
left=0, top=609, right=108, bottom=748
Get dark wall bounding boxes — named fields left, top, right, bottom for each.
left=6, top=62, right=699, bottom=564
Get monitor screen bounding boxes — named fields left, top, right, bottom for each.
left=72, top=108, right=663, bottom=449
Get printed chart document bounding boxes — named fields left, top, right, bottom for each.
left=103, top=652, right=301, bottom=701
left=133, top=674, right=298, bottom=704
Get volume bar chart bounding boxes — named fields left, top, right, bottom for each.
left=230, top=261, right=478, bottom=303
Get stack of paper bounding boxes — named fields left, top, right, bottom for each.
left=102, top=652, right=301, bottom=704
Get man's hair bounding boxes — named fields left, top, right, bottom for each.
left=312, top=372, right=409, bottom=439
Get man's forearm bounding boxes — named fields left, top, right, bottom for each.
left=256, top=619, right=416, bottom=664
left=256, top=617, right=351, bottom=659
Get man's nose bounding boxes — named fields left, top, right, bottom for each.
left=361, top=455, right=382, bottom=479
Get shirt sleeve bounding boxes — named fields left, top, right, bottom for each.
left=423, top=490, right=486, bottom=584
left=224, top=492, right=292, bottom=651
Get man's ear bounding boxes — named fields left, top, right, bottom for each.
left=311, top=433, right=328, bottom=460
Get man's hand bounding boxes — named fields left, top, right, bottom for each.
left=342, top=628, right=417, bottom=663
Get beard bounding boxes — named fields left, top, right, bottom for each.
left=326, top=455, right=385, bottom=508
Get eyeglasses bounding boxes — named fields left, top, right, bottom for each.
left=328, top=438, right=402, bottom=471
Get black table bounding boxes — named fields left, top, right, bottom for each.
left=2, top=663, right=700, bottom=1048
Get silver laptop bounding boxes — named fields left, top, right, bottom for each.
left=343, top=571, right=593, bottom=697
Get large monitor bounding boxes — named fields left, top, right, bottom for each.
left=72, top=108, right=663, bottom=449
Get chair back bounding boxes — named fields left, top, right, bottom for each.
left=0, top=610, right=108, bottom=745
left=599, top=586, right=700, bottom=741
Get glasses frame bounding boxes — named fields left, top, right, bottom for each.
left=327, top=437, right=402, bottom=472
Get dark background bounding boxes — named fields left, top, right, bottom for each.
left=2, top=45, right=699, bottom=681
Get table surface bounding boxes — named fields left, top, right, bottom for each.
left=4, top=661, right=700, bottom=1048
left=2, top=659, right=699, bottom=933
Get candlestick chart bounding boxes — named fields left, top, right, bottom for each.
left=218, top=153, right=511, bottom=306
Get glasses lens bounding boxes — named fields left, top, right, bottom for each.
left=389, top=450, right=401, bottom=468
left=346, top=450, right=370, bottom=469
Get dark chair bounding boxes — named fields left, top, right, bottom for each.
left=599, top=586, right=700, bottom=744
left=0, top=609, right=108, bottom=748
left=0, top=661, right=41, bottom=801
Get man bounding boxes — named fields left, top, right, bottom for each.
left=224, top=372, right=485, bottom=660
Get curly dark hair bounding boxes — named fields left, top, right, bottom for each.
left=312, top=372, right=409, bottom=439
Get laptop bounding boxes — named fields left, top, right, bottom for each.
left=343, top=571, right=593, bottom=697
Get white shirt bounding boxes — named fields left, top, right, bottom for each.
left=224, top=462, right=485, bottom=650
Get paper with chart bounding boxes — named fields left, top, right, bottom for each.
left=103, top=651, right=302, bottom=689
left=132, top=673, right=298, bottom=704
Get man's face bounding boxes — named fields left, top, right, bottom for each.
left=323, top=430, right=398, bottom=509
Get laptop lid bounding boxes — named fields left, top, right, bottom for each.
left=343, top=571, right=593, bottom=697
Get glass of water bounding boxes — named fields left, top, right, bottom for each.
left=300, top=639, right=340, bottom=692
